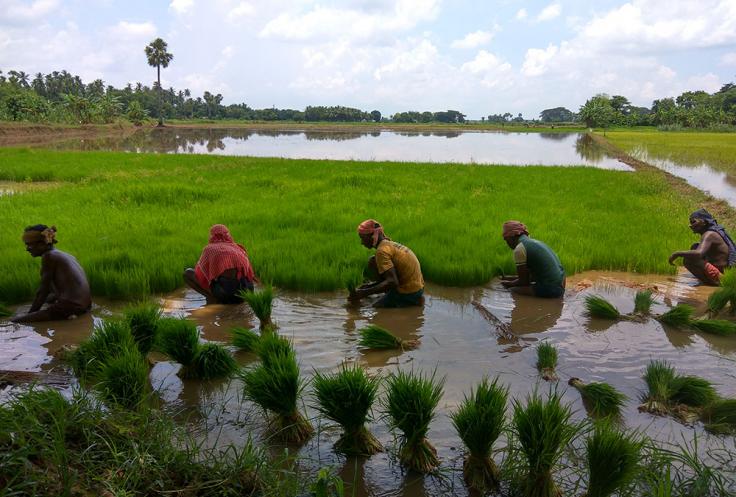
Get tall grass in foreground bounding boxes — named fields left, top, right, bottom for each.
left=569, top=378, right=627, bottom=419
left=383, top=369, right=445, bottom=473
left=511, top=390, right=577, bottom=497
left=583, top=423, right=642, bottom=497
left=239, top=332, right=313, bottom=444
left=241, top=285, right=274, bottom=330
left=536, top=342, right=558, bottom=381
left=123, top=301, right=162, bottom=355
left=451, top=377, right=508, bottom=493
left=358, top=324, right=418, bottom=350
left=312, top=363, right=382, bottom=456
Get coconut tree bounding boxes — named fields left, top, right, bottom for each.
left=144, top=38, right=174, bottom=126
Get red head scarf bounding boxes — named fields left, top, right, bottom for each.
left=195, top=224, right=256, bottom=289
left=357, top=219, right=386, bottom=248
left=502, top=221, right=529, bottom=239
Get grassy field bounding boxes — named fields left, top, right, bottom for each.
left=0, top=148, right=698, bottom=303
left=606, top=130, right=736, bottom=177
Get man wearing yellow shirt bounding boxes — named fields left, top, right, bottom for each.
left=350, top=219, right=425, bottom=307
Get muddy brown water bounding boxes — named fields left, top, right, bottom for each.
left=2, top=270, right=735, bottom=495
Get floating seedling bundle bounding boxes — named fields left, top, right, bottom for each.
left=240, top=285, right=275, bottom=331
left=633, top=290, right=654, bottom=316
left=707, top=268, right=736, bottom=316
left=312, top=363, right=382, bottom=456
left=71, top=319, right=138, bottom=379
left=536, top=342, right=558, bottom=381
left=190, top=343, right=237, bottom=380
left=123, top=301, right=162, bottom=355
left=156, top=317, right=235, bottom=380
left=511, top=390, right=577, bottom=497
left=358, top=325, right=418, bottom=350
left=383, top=369, right=445, bottom=473
left=701, top=398, right=736, bottom=434
left=231, top=327, right=261, bottom=352
left=98, top=346, right=150, bottom=409
left=239, top=332, right=313, bottom=444
left=451, top=377, right=508, bottom=493
left=582, top=422, right=642, bottom=497
left=640, top=360, right=718, bottom=422
left=585, top=295, right=622, bottom=320
left=568, top=378, right=627, bottom=419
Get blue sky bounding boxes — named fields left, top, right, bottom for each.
left=1, top=0, right=735, bottom=118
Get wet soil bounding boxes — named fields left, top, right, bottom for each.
left=1, top=270, right=735, bottom=495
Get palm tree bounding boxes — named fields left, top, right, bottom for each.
left=144, top=38, right=174, bottom=126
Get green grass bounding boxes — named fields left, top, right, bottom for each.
left=451, top=377, right=509, bottom=493
left=98, top=346, right=150, bottom=409
left=0, top=303, right=11, bottom=317
left=569, top=378, right=627, bottom=419
left=241, top=285, right=274, bottom=330
left=634, top=290, right=654, bottom=315
left=312, top=363, right=382, bottom=456
left=70, top=319, right=137, bottom=380
left=155, top=317, right=200, bottom=368
left=357, top=324, right=418, bottom=350
left=122, top=301, right=162, bottom=355
left=585, top=295, right=621, bottom=320
left=0, top=149, right=699, bottom=302
left=188, top=343, right=237, bottom=380
left=584, top=422, right=642, bottom=497
left=383, top=369, right=445, bottom=474
left=231, top=327, right=261, bottom=351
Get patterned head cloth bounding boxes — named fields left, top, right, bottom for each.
left=502, top=221, right=529, bottom=239
left=209, top=224, right=235, bottom=244
left=22, top=225, right=58, bottom=245
left=357, top=219, right=385, bottom=248
left=690, top=209, right=736, bottom=267
left=194, top=224, right=256, bottom=289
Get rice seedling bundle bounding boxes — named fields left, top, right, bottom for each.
left=155, top=317, right=200, bottom=369
left=383, top=369, right=445, bottom=474
left=123, top=301, right=162, bottom=355
left=231, top=327, right=261, bottom=352
left=669, top=376, right=717, bottom=408
left=689, top=318, right=736, bottom=336
left=451, top=377, right=508, bottom=493
left=358, top=325, right=418, bottom=350
left=641, top=360, right=676, bottom=415
left=511, top=390, right=577, bottom=497
left=702, top=399, right=736, bottom=435
left=98, top=346, right=150, bottom=409
left=633, top=290, right=654, bottom=315
left=239, top=333, right=313, bottom=444
left=240, top=285, right=274, bottom=330
left=312, top=363, right=382, bottom=456
left=0, top=303, right=11, bottom=318
left=656, top=304, right=694, bottom=327
left=568, top=378, right=627, bottom=419
left=583, top=422, right=642, bottom=497
left=585, top=295, right=621, bottom=320
left=187, top=343, right=237, bottom=380
left=536, top=342, right=558, bottom=381
left=706, top=288, right=735, bottom=315
left=71, top=319, right=137, bottom=379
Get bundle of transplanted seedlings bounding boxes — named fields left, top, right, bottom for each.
left=536, top=342, right=558, bottom=381
left=156, top=317, right=236, bottom=380
left=568, top=377, right=627, bottom=419
left=707, top=268, right=736, bottom=316
left=312, top=363, right=382, bottom=456
left=358, top=324, right=419, bottom=350
left=511, top=390, right=578, bottom=497
left=240, top=285, right=275, bottom=331
left=582, top=422, right=643, bottom=497
left=639, top=360, right=718, bottom=421
left=451, top=377, right=509, bottom=493
left=701, top=398, right=736, bottom=434
left=231, top=327, right=262, bottom=352
left=239, top=332, right=313, bottom=444
left=383, top=369, right=445, bottom=473
left=122, top=301, right=162, bottom=355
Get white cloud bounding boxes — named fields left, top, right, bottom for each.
left=1, top=0, right=59, bottom=23
left=228, top=1, right=254, bottom=20
left=169, top=0, right=194, bottom=14
left=516, top=8, right=527, bottom=21
left=521, top=44, right=558, bottom=76
left=109, top=21, right=157, bottom=40
left=451, top=30, right=494, bottom=49
left=686, top=73, right=722, bottom=93
left=374, top=39, right=439, bottom=80
left=720, top=52, right=736, bottom=66
left=536, top=3, right=561, bottom=22
left=460, top=49, right=512, bottom=88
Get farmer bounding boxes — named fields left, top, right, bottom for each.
left=501, top=221, right=566, bottom=298
left=11, top=225, right=91, bottom=323
left=668, top=208, right=736, bottom=285
left=183, top=224, right=256, bottom=304
left=350, top=219, right=424, bottom=307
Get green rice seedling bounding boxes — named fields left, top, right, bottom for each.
left=536, top=342, right=558, bottom=381
left=71, top=319, right=136, bottom=379
left=312, top=363, right=382, bottom=456
left=640, top=360, right=676, bottom=415
left=187, top=343, right=237, bottom=380
left=123, top=301, right=162, bottom=355
left=568, top=378, right=627, bottom=419
left=585, top=295, right=621, bottom=320
left=358, top=324, right=419, bottom=350
left=689, top=318, right=736, bottom=336
left=669, top=376, right=718, bottom=408
left=511, top=390, right=577, bottom=497
left=706, top=288, right=735, bottom=315
left=155, top=317, right=200, bottom=370
left=701, top=399, right=736, bottom=435
left=97, top=345, right=150, bottom=409
left=239, top=335, right=313, bottom=444
left=583, top=422, right=643, bottom=497
left=656, top=304, right=694, bottom=328
left=634, top=290, right=654, bottom=315
left=383, top=369, right=445, bottom=474
left=0, top=303, right=11, bottom=318
left=451, top=377, right=509, bottom=493
left=240, top=284, right=275, bottom=330
left=231, top=327, right=261, bottom=351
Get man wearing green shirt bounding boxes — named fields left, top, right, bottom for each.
left=500, top=220, right=566, bottom=298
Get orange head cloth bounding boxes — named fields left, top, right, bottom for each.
left=357, top=219, right=385, bottom=248
left=502, top=221, right=528, bottom=239
left=22, top=225, right=58, bottom=245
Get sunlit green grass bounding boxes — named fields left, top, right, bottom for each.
left=0, top=148, right=697, bottom=302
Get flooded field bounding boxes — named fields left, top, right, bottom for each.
left=4, top=127, right=631, bottom=170
left=2, top=270, right=735, bottom=495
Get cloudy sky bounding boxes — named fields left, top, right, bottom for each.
left=1, top=0, right=735, bottom=118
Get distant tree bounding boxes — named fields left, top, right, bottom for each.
left=126, top=100, right=147, bottom=125
left=579, top=94, right=616, bottom=129
left=539, top=107, right=574, bottom=122
left=144, top=38, right=174, bottom=126
left=370, top=110, right=381, bottom=122
left=609, top=95, right=631, bottom=115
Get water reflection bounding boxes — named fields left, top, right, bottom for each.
left=20, top=128, right=632, bottom=169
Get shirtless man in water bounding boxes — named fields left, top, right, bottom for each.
left=669, top=209, right=736, bottom=285
left=11, top=225, right=91, bottom=323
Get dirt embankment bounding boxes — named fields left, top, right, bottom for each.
left=589, top=132, right=736, bottom=227
left=0, top=122, right=137, bottom=146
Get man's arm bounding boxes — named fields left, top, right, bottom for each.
left=669, top=232, right=716, bottom=264
left=353, top=268, right=399, bottom=298
left=29, top=255, right=55, bottom=312
left=501, top=264, right=531, bottom=288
